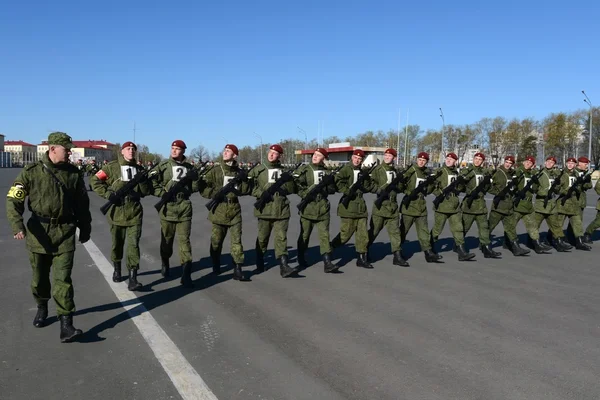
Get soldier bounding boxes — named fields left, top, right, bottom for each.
left=85, top=159, right=100, bottom=191
left=294, top=148, right=339, bottom=272
left=249, top=144, right=299, bottom=278
left=583, top=177, right=600, bottom=243
left=90, top=141, right=152, bottom=290
left=200, top=144, right=251, bottom=280
left=461, top=152, right=501, bottom=258
left=555, top=157, right=592, bottom=251
left=530, top=156, right=569, bottom=252
left=367, top=148, right=409, bottom=266
left=152, top=140, right=198, bottom=288
left=6, top=132, right=92, bottom=342
left=488, top=155, right=530, bottom=256
left=400, top=152, right=439, bottom=263
left=430, top=152, right=475, bottom=261
left=572, top=157, right=593, bottom=245
left=331, top=149, right=376, bottom=268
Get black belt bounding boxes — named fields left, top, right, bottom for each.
left=32, top=213, right=74, bottom=224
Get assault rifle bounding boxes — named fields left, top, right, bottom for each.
left=560, top=166, right=600, bottom=206
left=100, top=167, right=155, bottom=215
left=373, top=166, right=411, bottom=209
left=154, top=161, right=210, bottom=211
left=543, top=170, right=564, bottom=208
left=253, top=163, right=302, bottom=212
left=205, top=163, right=259, bottom=212
left=297, top=165, right=343, bottom=213
left=340, top=161, right=379, bottom=208
left=513, top=169, right=545, bottom=206
left=432, top=170, right=472, bottom=209
left=492, top=174, right=521, bottom=209
left=401, top=169, right=442, bottom=208
left=462, top=172, right=493, bottom=209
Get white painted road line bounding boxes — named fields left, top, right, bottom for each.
left=81, top=234, right=218, bottom=400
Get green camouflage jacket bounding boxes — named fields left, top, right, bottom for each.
left=432, top=165, right=463, bottom=214
left=370, top=162, right=404, bottom=218
left=488, top=165, right=516, bottom=215
left=249, top=160, right=296, bottom=220
left=335, top=163, right=376, bottom=219
left=460, top=165, right=491, bottom=215
left=200, top=160, right=251, bottom=225
left=400, top=164, right=434, bottom=217
left=294, top=163, right=337, bottom=221
left=152, top=157, right=200, bottom=222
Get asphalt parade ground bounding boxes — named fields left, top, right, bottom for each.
left=1, top=168, right=600, bottom=400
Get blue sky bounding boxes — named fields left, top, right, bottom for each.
left=1, top=0, right=598, bottom=155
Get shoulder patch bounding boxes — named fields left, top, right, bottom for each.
left=7, top=185, right=27, bottom=200
left=95, top=170, right=108, bottom=181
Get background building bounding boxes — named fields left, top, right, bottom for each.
left=38, top=139, right=116, bottom=163
left=295, top=142, right=386, bottom=166
left=4, top=140, right=38, bottom=166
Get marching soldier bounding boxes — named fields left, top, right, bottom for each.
left=574, top=157, right=593, bottom=245
left=331, top=149, right=376, bottom=268
left=554, top=157, right=592, bottom=251
left=461, top=152, right=501, bottom=258
left=583, top=177, right=600, bottom=243
left=248, top=144, right=299, bottom=278
left=430, top=152, right=475, bottom=261
left=367, top=148, right=409, bottom=266
left=294, top=148, right=339, bottom=272
left=400, top=152, right=439, bottom=263
left=152, top=140, right=198, bottom=288
left=6, top=132, right=92, bottom=342
left=200, top=144, right=252, bottom=280
left=488, top=155, right=530, bottom=256
left=91, top=141, right=152, bottom=290
left=85, top=159, right=100, bottom=191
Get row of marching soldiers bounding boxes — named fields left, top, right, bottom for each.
left=7, top=132, right=600, bottom=342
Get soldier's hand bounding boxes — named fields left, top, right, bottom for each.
left=79, top=227, right=91, bottom=243
left=14, top=231, right=25, bottom=240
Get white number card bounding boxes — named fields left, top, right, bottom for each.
left=172, top=166, right=188, bottom=181
left=447, top=174, right=457, bottom=186
left=268, top=169, right=281, bottom=184
left=352, top=170, right=360, bottom=186
left=120, top=166, right=137, bottom=182
left=386, top=171, right=395, bottom=184
left=313, top=170, right=324, bottom=184
left=475, top=174, right=483, bottom=185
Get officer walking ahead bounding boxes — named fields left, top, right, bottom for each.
left=91, top=141, right=152, bottom=290
left=6, top=132, right=92, bottom=342
left=249, top=144, right=299, bottom=278
left=152, top=140, right=198, bottom=288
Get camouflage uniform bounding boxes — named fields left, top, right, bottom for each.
left=555, top=168, right=592, bottom=250
left=400, top=164, right=435, bottom=258
left=531, top=168, right=563, bottom=247
left=461, top=165, right=493, bottom=248
left=584, top=179, right=600, bottom=239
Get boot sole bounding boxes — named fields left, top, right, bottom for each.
left=60, top=330, right=83, bottom=343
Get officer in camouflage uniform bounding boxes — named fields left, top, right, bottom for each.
left=430, top=152, right=475, bottom=261
left=331, top=149, right=376, bottom=268
left=367, top=148, right=409, bottom=266
left=461, top=152, right=501, bottom=258
left=85, top=159, right=100, bottom=191
left=400, top=152, right=439, bottom=263
left=554, top=157, right=592, bottom=251
left=530, top=156, right=569, bottom=252
left=583, top=177, right=600, bottom=243
left=91, top=141, right=152, bottom=290
left=6, top=132, right=91, bottom=342
left=201, top=144, right=251, bottom=281
left=488, top=155, right=530, bottom=256
left=294, top=148, right=339, bottom=272
left=152, top=140, right=198, bottom=288
left=248, top=144, right=299, bottom=278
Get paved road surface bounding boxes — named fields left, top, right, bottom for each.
left=1, top=168, right=600, bottom=400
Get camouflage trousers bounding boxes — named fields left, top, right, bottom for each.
left=256, top=218, right=289, bottom=259
left=585, top=210, right=600, bottom=235
left=431, top=211, right=465, bottom=246
left=160, top=219, right=192, bottom=265
left=400, top=214, right=431, bottom=251
left=552, top=213, right=584, bottom=238
left=488, top=210, right=515, bottom=240
left=368, top=214, right=402, bottom=253
left=331, top=217, right=369, bottom=254
left=529, top=212, right=563, bottom=241
left=297, top=217, right=331, bottom=256
left=503, top=211, right=536, bottom=242
left=29, top=251, right=75, bottom=316
left=110, top=224, right=142, bottom=270
left=462, top=212, right=491, bottom=246
left=211, top=222, right=244, bottom=265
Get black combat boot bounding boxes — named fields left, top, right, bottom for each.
left=323, top=253, right=339, bottom=273
left=330, top=234, right=342, bottom=250
left=502, top=232, right=511, bottom=250
left=532, top=239, right=552, bottom=254
left=456, top=244, right=476, bottom=261
left=393, top=251, right=409, bottom=267
left=424, top=250, right=441, bottom=263
left=180, top=262, right=194, bottom=288
left=555, top=237, right=572, bottom=252
left=255, top=249, right=265, bottom=273
left=575, top=237, right=592, bottom=251
left=510, top=240, right=530, bottom=256
left=112, top=261, right=122, bottom=283
left=279, top=255, right=299, bottom=278
left=296, top=248, right=307, bottom=269
left=33, top=302, right=48, bottom=328
left=356, top=253, right=373, bottom=269
left=582, top=233, right=593, bottom=245
left=160, top=258, right=170, bottom=278
left=232, top=264, right=246, bottom=281
left=128, top=269, right=142, bottom=291
left=59, top=315, right=83, bottom=343
left=480, top=244, right=501, bottom=259
left=210, top=247, right=221, bottom=275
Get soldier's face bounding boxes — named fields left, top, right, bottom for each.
left=545, top=160, right=555, bottom=169
left=351, top=155, right=363, bottom=166
left=504, top=160, right=513, bottom=169
left=578, top=162, right=589, bottom=170
left=567, top=161, right=576, bottom=170
left=416, top=158, right=427, bottom=168
left=523, top=160, right=533, bottom=170
left=222, top=148, right=235, bottom=161
left=445, top=157, right=456, bottom=167
left=383, top=153, right=394, bottom=164
left=312, top=152, right=325, bottom=164
left=171, top=146, right=184, bottom=159
left=473, top=156, right=484, bottom=167
left=50, top=145, right=70, bottom=163
left=121, top=146, right=136, bottom=161
left=267, top=149, right=280, bottom=162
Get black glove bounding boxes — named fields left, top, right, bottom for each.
left=108, top=191, right=119, bottom=203
left=79, top=225, right=91, bottom=243
left=531, top=174, right=540, bottom=184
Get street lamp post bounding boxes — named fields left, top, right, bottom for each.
left=254, top=132, right=263, bottom=164
left=583, top=91, right=593, bottom=164
left=439, top=108, right=445, bottom=166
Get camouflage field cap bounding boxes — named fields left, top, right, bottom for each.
left=48, top=132, right=74, bottom=149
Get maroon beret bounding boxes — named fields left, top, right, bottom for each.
left=447, top=152, right=458, bottom=161
left=269, top=144, right=284, bottom=154
left=122, top=141, right=137, bottom=150
left=353, top=149, right=365, bottom=158
left=225, top=144, right=239, bottom=156
left=417, top=151, right=429, bottom=161
left=474, top=152, right=485, bottom=160
left=315, top=147, right=328, bottom=158
left=171, top=140, right=186, bottom=149
left=578, top=156, right=590, bottom=164
left=385, top=148, right=397, bottom=157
